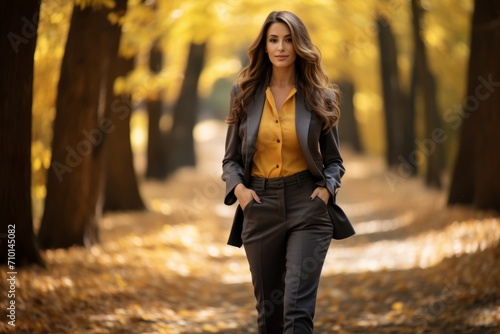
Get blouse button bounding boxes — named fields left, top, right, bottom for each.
left=277, top=139, right=281, bottom=143
left=275, top=120, right=279, bottom=123
left=276, top=164, right=279, bottom=168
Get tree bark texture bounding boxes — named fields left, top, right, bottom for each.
left=376, top=15, right=414, bottom=171
left=0, top=1, right=44, bottom=266
left=103, top=55, right=145, bottom=212
left=39, top=0, right=128, bottom=249
left=410, top=0, right=442, bottom=188
left=146, top=41, right=168, bottom=179
left=166, top=42, right=207, bottom=175
left=448, top=0, right=500, bottom=211
left=337, top=81, right=362, bottom=153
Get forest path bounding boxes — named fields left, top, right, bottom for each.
left=2, top=120, right=499, bottom=333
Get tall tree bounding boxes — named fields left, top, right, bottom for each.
left=376, top=15, right=413, bottom=170
left=146, top=40, right=169, bottom=179
left=103, top=54, right=145, bottom=212
left=0, top=2, right=44, bottom=266
left=166, top=41, right=207, bottom=174
left=448, top=0, right=500, bottom=211
left=337, top=81, right=362, bottom=153
left=38, top=0, right=128, bottom=249
left=410, top=0, right=442, bottom=188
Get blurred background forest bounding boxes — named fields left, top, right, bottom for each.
left=30, top=0, right=471, bottom=201
left=1, top=0, right=500, bottom=332
left=18, top=0, right=479, bottom=245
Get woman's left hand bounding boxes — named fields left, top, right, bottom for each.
left=310, top=186, right=330, bottom=205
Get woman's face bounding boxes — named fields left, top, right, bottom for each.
left=265, top=22, right=297, bottom=69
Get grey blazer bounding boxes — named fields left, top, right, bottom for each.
left=222, top=84, right=354, bottom=247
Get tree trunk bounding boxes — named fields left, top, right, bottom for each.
left=376, top=15, right=414, bottom=171
left=146, top=41, right=168, bottom=179
left=0, top=2, right=44, bottom=266
left=337, top=81, right=362, bottom=153
left=448, top=0, right=500, bottom=211
left=38, top=0, right=128, bottom=249
left=103, top=55, right=145, bottom=211
left=410, top=0, right=442, bottom=188
left=166, top=42, right=207, bottom=175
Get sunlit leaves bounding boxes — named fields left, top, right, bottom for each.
left=75, top=0, right=115, bottom=10
left=31, top=0, right=475, bottom=219
left=118, top=2, right=159, bottom=57
left=2, top=142, right=500, bottom=332
left=424, top=0, right=471, bottom=117
left=32, top=0, right=74, bottom=222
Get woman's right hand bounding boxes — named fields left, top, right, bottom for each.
left=234, top=183, right=261, bottom=210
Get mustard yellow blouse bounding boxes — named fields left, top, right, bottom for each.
left=251, top=87, right=308, bottom=178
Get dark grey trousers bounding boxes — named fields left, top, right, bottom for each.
left=242, top=170, right=333, bottom=334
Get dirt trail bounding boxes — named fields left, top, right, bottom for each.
left=1, top=120, right=499, bottom=333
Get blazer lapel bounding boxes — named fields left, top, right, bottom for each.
left=246, top=88, right=265, bottom=151
left=244, top=87, right=266, bottom=181
left=296, top=92, right=324, bottom=178
left=295, top=91, right=311, bottom=162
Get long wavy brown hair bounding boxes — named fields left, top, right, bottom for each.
left=227, top=11, right=340, bottom=130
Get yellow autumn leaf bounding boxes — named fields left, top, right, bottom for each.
left=392, top=301, right=404, bottom=312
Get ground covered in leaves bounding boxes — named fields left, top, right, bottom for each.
left=2, top=121, right=500, bottom=333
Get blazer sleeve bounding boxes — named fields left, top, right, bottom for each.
left=221, top=84, right=245, bottom=205
left=320, top=123, right=345, bottom=203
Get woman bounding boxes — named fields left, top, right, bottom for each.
left=222, top=11, right=354, bottom=333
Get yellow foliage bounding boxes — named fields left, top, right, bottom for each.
left=75, top=0, right=115, bottom=10
left=32, top=0, right=74, bottom=219
left=5, top=148, right=500, bottom=333
left=32, top=0, right=473, bottom=218
left=119, top=2, right=159, bottom=56
left=199, top=57, right=242, bottom=98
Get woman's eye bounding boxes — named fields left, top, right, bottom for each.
left=286, top=38, right=292, bottom=43
left=269, top=38, right=277, bottom=43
